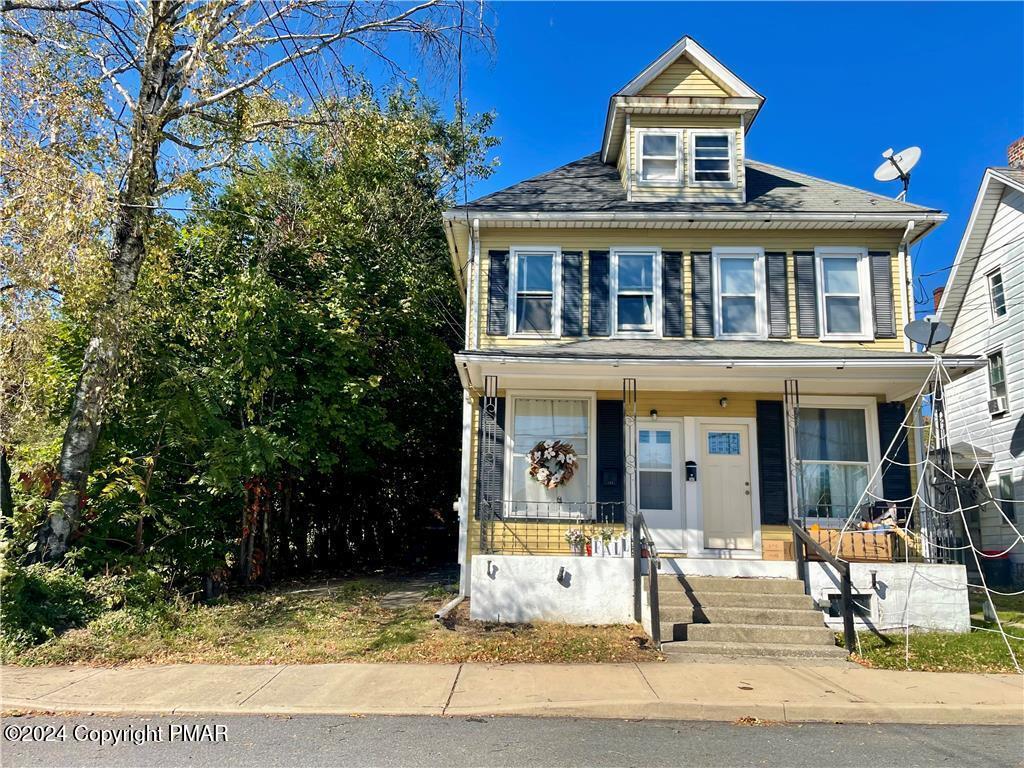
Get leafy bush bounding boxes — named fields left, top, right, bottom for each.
left=0, top=558, right=167, bottom=653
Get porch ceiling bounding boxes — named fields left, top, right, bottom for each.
left=455, top=343, right=982, bottom=401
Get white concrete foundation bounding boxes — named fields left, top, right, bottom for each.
left=659, top=558, right=797, bottom=579
left=470, top=555, right=634, bottom=625
left=806, top=562, right=971, bottom=633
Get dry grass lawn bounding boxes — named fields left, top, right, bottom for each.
left=6, top=577, right=659, bottom=667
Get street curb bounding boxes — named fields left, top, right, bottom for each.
left=4, top=698, right=1022, bottom=726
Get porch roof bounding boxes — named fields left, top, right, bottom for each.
left=454, top=340, right=982, bottom=401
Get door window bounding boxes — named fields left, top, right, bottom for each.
left=639, top=429, right=673, bottom=510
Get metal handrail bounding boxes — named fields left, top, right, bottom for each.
left=790, top=519, right=855, bottom=653
left=633, top=511, right=661, bottom=650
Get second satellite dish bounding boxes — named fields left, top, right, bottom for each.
left=905, top=318, right=951, bottom=349
left=874, top=146, right=921, bottom=200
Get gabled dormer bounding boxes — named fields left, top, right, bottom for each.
left=601, top=37, right=764, bottom=204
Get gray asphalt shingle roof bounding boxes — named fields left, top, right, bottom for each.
left=462, top=339, right=938, bottom=361
left=450, top=153, right=939, bottom=215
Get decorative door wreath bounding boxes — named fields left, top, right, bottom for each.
left=527, top=440, right=577, bottom=489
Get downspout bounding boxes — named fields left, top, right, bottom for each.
left=472, top=218, right=482, bottom=351
left=437, top=390, right=474, bottom=621
left=899, top=220, right=916, bottom=352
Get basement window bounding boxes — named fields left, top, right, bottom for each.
left=827, top=593, right=872, bottom=618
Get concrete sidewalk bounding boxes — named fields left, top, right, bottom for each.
left=2, top=662, right=1021, bottom=725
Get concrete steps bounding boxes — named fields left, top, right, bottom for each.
left=653, top=574, right=844, bottom=664
left=662, top=641, right=850, bottom=665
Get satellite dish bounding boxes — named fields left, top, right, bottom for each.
left=905, top=318, right=951, bottom=349
left=873, top=146, right=921, bottom=200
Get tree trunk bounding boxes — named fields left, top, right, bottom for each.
left=34, top=2, right=181, bottom=561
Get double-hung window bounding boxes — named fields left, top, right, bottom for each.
left=510, top=248, right=560, bottom=335
left=690, top=132, right=734, bottom=185
left=612, top=248, right=660, bottom=335
left=508, top=396, right=591, bottom=518
left=988, top=349, right=1008, bottom=415
left=795, top=405, right=875, bottom=520
left=998, top=474, right=1017, bottom=523
left=988, top=269, right=1007, bottom=320
left=816, top=247, right=871, bottom=340
left=637, top=130, right=681, bottom=184
left=714, top=247, right=765, bottom=338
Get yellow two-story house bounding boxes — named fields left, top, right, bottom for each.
left=442, top=37, right=978, bottom=657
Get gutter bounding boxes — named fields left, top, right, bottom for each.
left=435, top=591, right=466, bottom=621
left=454, top=351, right=983, bottom=370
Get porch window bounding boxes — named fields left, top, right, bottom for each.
left=796, top=407, right=870, bottom=519
left=612, top=249, right=660, bottom=334
left=511, top=249, right=559, bottom=335
left=508, top=397, right=590, bottom=517
left=988, top=269, right=1006, bottom=320
left=638, top=130, right=681, bottom=184
left=714, top=248, right=765, bottom=338
left=690, top=132, right=733, bottom=184
left=816, top=248, right=871, bottom=339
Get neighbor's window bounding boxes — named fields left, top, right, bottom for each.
left=691, top=132, right=733, bottom=184
left=511, top=249, right=558, bottom=335
left=817, top=249, right=870, bottom=338
left=988, top=349, right=1007, bottom=404
left=638, top=131, right=681, bottom=183
left=613, top=249, right=659, bottom=334
left=715, top=249, right=764, bottom=338
left=509, top=398, right=590, bottom=516
left=796, top=407, right=871, bottom=519
left=998, top=473, right=1016, bottom=522
left=988, top=269, right=1007, bottom=319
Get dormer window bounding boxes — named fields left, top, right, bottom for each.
left=638, top=130, right=682, bottom=184
left=690, top=131, right=734, bottom=185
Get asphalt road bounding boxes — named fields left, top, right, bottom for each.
left=1, top=714, right=1021, bottom=768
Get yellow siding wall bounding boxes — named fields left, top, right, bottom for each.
left=638, top=57, right=731, bottom=97
left=477, top=227, right=908, bottom=351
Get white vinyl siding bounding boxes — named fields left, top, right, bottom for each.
left=941, top=182, right=1024, bottom=563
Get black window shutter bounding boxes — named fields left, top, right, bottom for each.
left=562, top=251, right=583, bottom=336
left=878, top=402, right=911, bottom=503
left=475, top=397, right=506, bottom=520
left=487, top=250, right=509, bottom=336
left=662, top=251, right=684, bottom=337
left=794, top=251, right=818, bottom=338
left=596, top=400, right=625, bottom=523
left=691, top=251, right=714, bottom=338
left=765, top=251, right=790, bottom=338
left=588, top=250, right=611, bottom=337
left=756, top=400, right=789, bottom=525
left=870, top=251, right=897, bottom=339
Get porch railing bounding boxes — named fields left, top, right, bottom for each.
left=633, top=509, right=661, bottom=650
left=478, top=500, right=626, bottom=556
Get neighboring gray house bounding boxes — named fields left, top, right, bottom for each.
left=937, top=140, right=1024, bottom=583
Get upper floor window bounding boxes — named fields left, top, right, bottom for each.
left=510, top=248, right=560, bottom=336
left=988, top=268, right=1007, bottom=320
left=714, top=247, right=765, bottom=338
left=690, top=131, right=734, bottom=186
left=612, top=248, right=661, bottom=335
left=988, top=349, right=1008, bottom=416
left=815, top=247, right=871, bottom=340
left=637, top=130, right=681, bottom=184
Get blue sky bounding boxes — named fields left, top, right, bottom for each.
left=431, top=1, right=1023, bottom=316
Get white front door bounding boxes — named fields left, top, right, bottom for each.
left=700, top=423, right=754, bottom=550
left=638, top=421, right=684, bottom=553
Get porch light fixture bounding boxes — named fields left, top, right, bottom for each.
left=719, top=397, right=728, bottom=409
left=649, top=409, right=658, bottom=420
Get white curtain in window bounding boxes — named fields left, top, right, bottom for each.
left=510, top=399, right=590, bottom=512
left=797, top=407, right=870, bottom=518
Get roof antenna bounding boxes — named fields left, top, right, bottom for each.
left=873, top=146, right=921, bottom=202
